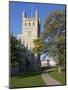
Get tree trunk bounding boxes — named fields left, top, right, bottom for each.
left=58, top=65, right=61, bottom=73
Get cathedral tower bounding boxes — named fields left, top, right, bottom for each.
left=22, top=10, right=40, bottom=51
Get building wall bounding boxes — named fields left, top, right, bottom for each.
left=22, top=10, right=40, bottom=51
left=41, top=60, right=49, bottom=67
left=41, top=60, right=56, bottom=67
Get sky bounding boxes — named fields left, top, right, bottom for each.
left=9, top=1, right=65, bottom=35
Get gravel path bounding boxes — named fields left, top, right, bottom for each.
left=41, top=70, right=62, bottom=86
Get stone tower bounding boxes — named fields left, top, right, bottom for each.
left=21, top=10, right=40, bottom=71
left=22, top=10, right=40, bottom=51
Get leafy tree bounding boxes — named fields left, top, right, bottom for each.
left=43, top=10, right=66, bottom=72
left=10, top=35, right=19, bottom=66
left=32, top=38, right=45, bottom=68
left=10, top=35, right=32, bottom=72
left=32, top=38, right=45, bottom=55
left=10, top=35, right=25, bottom=73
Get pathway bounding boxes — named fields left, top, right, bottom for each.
left=41, top=70, right=62, bottom=86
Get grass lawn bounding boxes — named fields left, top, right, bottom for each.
left=48, top=67, right=66, bottom=84
left=10, top=71, right=45, bottom=88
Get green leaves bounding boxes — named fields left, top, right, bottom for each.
left=32, top=38, right=45, bottom=55
left=56, top=35, right=65, bottom=44
left=43, top=10, right=66, bottom=68
left=44, top=10, right=65, bottom=35
left=10, top=36, right=19, bottom=64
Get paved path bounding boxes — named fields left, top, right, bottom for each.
left=41, top=70, right=62, bottom=86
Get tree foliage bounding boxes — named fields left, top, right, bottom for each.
left=10, top=35, right=31, bottom=72
left=32, top=38, right=45, bottom=55
left=43, top=10, right=66, bottom=72
left=10, top=35, right=20, bottom=66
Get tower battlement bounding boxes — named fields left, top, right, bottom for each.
left=22, top=10, right=40, bottom=51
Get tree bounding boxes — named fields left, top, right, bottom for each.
left=32, top=38, right=45, bottom=68
left=10, top=35, right=19, bottom=66
left=10, top=35, right=25, bottom=72
left=10, top=34, right=32, bottom=72
left=43, top=10, right=66, bottom=72
left=32, top=38, right=45, bottom=55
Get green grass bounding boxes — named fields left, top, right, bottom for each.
left=10, top=71, right=45, bottom=88
left=48, top=67, right=66, bottom=84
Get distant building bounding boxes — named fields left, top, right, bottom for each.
left=41, top=60, right=56, bottom=67
left=49, top=60, right=56, bottom=66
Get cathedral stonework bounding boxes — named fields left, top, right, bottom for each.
left=21, top=10, right=40, bottom=70
left=22, top=10, right=40, bottom=51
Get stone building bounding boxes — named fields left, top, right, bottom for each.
left=21, top=10, right=40, bottom=71
left=22, top=10, right=40, bottom=50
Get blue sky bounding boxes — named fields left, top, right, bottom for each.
left=9, top=1, right=65, bottom=35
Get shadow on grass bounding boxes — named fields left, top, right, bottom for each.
left=41, top=66, right=52, bottom=71
left=11, top=66, right=53, bottom=78
left=11, top=71, right=42, bottom=78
